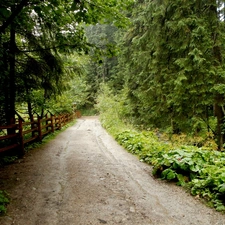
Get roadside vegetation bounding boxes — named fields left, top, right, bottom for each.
left=96, top=84, right=225, bottom=212
left=90, top=1, right=225, bottom=213
left=0, top=191, right=9, bottom=215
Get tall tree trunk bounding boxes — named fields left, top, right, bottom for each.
left=2, top=41, right=9, bottom=125
left=214, top=102, right=224, bottom=150
left=210, top=1, right=224, bottom=150
left=8, top=5, right=16, bottom=128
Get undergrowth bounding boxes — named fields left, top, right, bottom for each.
left=80, top=107, right=98, bottom=116
left=0, top=191, right=9, bottom=215
left=96, top=84, right=225, bottom=212
left=116, top=131, right=225, bottom=211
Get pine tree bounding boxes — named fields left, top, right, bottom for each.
left=117, top=0, right=225, bottom=148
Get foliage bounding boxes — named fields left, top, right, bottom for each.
left=0, top=191, right=9, bottom=215
left=14, top=53, right=91, bottom=116
left=97, top=86, right=225, bottom=211
left=151, top=148, right=225, bottom=211
left=116, top=130, right=170, bottom=156
left=112, top=0, right=225, bottom=148
left=46, top=75, right=90, bottom=114
left=81, top=107, right=98, bottom=116
left=118, top=129, right=225, bottom=211
left=167, top=132, right=218, bottom=150
left=117, top=127, right=225, bottom=211
left=96, top=84, right=133, bottom=135
left=0, top=156, right=18, bottom=167
left=84, top=24, right=120, bottom=107
left=0, top=0, right=133, bottom=123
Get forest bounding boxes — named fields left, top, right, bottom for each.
left=1, top=0, right=225, bottom=212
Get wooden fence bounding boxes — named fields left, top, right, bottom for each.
left=0, top=111, right=81, bottom=156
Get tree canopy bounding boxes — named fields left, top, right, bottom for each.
left=0, top=0, right=132, bottom=123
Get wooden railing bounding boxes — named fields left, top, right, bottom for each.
left=0, top=124, right=20, bottom=153
left=0, top=112, right=80, bottom=156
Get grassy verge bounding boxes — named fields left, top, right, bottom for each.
left=24, top=119, right=76, bottom=153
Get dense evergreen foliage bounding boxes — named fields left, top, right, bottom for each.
left=84, top=24, right=120, bottom=107
left=107, top=0, right=225, bottom=149
left=96, top=83, right=225, bottom=211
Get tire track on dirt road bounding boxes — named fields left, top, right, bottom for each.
left=92, top=120, right=172, bottom=223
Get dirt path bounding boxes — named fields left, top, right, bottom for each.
left=0, top=116, right=225, bottom=225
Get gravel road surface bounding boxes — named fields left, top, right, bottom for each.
left=0, top=116, right=225, bottom=225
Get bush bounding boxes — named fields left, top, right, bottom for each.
left=117, top=129, right=225, bottom=211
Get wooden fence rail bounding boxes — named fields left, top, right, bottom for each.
left=0, top=112, right=79, bottom=156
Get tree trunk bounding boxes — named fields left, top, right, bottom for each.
left=214, top=103, right=224, bottom=150
left=2, top=41, right=9, bottom=125
left=8, top=7, right=16, bottom=127
left=210, top=1, right=224, bottom=150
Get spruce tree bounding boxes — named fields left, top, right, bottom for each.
left=117, top=0, right=225, bottom=148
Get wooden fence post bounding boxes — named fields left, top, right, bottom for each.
left=51, top=114, right=54, bottom=133
left=61, top=115, right=65, bottom=127
left=54, top=116, right=57, bottom=130
left=0, top=112, right=76, bottom=154
left=75, top=110, right=81, bottom=118
left=45, top=113, right=48, bottom=133
left=18, top=118, right=25, bottom=156
left=30, top=115, right=35, bottom=137
left=59, top=115, right=62, bottom=130
left=63, top=115, right=66, bottom=126
left=38, top=116, right=42, bottom=141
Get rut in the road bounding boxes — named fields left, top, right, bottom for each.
left=0, top=117, right=225, bottom=225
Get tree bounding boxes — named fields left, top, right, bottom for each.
left=84, top=24, right=119, bottom=106
left=115, top=0, right=225, bottom=149
left=0, top=0, right=133, bottom=123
